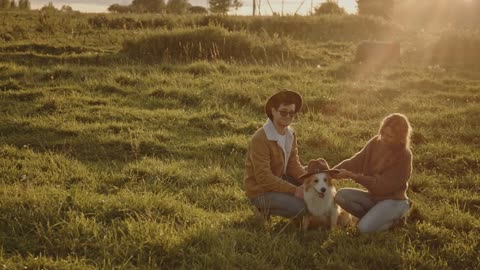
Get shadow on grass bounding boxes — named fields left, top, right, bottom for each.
left=0, top=43, right=101, bottom=55
left=0, top=123, right=177, bottom=165
left=0, top=52, right=122, bottom=66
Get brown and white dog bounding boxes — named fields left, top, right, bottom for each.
left=300, top=159, right=354, bottom=230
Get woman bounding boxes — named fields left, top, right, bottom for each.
left=333, top=113, right=413, bottom=233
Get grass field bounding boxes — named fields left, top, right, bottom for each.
left=1, top=11, right=479, bottom=269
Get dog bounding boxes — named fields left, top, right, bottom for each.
left=300, top=159, right=354, bottom=230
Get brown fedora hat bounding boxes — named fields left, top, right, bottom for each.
left=265, top=90, right=303, bottom=120
left=299, top=158, right=339, bottom=179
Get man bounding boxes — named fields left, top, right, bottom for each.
left=244, top=89, right=307, bottom=220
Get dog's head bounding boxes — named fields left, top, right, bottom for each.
left=300, top=158, right=339, bottom=198
left=303, top=172, right=334, bottom=198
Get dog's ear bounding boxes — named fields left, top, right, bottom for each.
left=303, top=175, right=315, bottom=185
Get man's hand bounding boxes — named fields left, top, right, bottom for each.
left=294, top=185, right=304, bottom=200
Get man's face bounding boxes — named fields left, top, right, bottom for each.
left=272, top=103, right=296, bottom=128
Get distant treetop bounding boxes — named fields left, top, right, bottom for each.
left=0, top=0, right=31, bottom=10
left=314, top=0, right=346, bottom=15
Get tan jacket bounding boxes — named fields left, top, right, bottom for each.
left=244, top=120, right=306, bottom=199
left=334, top=135, right=412, bottom=201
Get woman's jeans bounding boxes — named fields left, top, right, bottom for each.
left=335, top=188, right=411, bottom=233
left=250, top=175, right=306, bottom=218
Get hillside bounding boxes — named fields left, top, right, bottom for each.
left=0, top=10, right=479, bottom=269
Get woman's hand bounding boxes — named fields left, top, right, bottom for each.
left=334, top=169, right=357, bottom=179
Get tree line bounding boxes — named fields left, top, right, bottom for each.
left=0, top=0, right=30, bottom=10
left=103, top=0, right=400, bottom=18
left=108, top=0, right=243, bottom=15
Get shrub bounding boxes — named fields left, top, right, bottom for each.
left=88, top=14, right=185, bottom=29
left=87, top=14, right=402, bottom=42
left=122, top=26, right=297, bottom=63
left=122, top=26, right=250, bottom=62
left=357, top=0, right=394, bottom=20
left=108, top=4, right=132, bottom=13
left=131, top=0, right=166, bottom=13
left=166, top=0, right=190, bottom=14
left=189, top=5, right=208, bottom=14
left=314, top=1, right=346, bottom=15
left=430, top=32, right=480, bottom=67
left=265, top=15, right=400, bottom=41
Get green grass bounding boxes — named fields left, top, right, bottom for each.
left=0, top=10, right=479, bottom=269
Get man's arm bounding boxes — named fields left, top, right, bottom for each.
left=250, top=135, right=297, bottom=194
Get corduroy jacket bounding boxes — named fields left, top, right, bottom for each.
left=244, top=120, right=306, bottom=199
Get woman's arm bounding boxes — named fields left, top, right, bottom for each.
left=352, top=150, right=412, bottom=196
left=333, top=136, right=377, bottom=173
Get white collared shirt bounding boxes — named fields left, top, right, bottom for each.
left=263, top=119, right=294, bottom=174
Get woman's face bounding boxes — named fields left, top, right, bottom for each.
left=380, top=126, right=399, bottom=146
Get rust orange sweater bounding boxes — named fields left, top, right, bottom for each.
left=334, top=135, right=412, bottom=201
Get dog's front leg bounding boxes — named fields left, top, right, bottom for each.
left=302, top=215, right=310, bottom=231
left=329, top=206, right=339, bottom=230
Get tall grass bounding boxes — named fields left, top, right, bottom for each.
left=1, top=11, right=403, bottom=44
left=122, top=26, right=296, bottom=63
left=199, top=14, right=404, bottom=42
left=89, top=13, right=404, bottom=42
left=1, top=11, right=479, bottom=269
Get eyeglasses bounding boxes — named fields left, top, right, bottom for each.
left=278, top=110, right=296, bottom=117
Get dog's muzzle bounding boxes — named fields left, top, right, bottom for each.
left=314, top=187, right=326, bottom=198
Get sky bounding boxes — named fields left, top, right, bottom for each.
left=30, top=0, right=358, bottom=15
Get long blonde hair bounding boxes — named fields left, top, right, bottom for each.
left=379, top=113, right=412, bottom=149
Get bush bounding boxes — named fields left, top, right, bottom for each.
left=108, top=4, right=132, bottom=13
left=189, top=6, right=208, bottom=14
left=430, top=32, right=480, bottom=67
left=88, top=14, right=187, bottom=29
left=314, top=1, right=346, bottom=15
left=199, top=14, right=403, bottom=42
left=357, top=0, right=394, bottom=20
left=87, top=14, right=402, bottom=42
left=122, top=26, right=297, bottom=63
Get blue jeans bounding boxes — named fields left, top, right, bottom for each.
left=250, top=175, right=306, bottom=218
left=335, top=188, right=410, bottom=233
